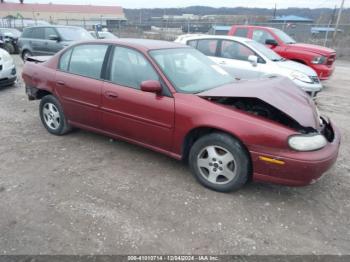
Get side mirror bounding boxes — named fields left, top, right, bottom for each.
left=265, top=39, right=278, bottom=46
left=248, top=55, right=258, bottom=67
left=140, top=80, right=162, bottom=94
left=49, top=35, right=60, bottom=42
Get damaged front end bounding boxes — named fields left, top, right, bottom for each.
left=198, top=77, right=335, bottom=144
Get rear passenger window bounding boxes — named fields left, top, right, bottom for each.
left=109, top=46, right=159, bottom=89
left=68, top=44, right=108, bottom=79
left=187, top=40, right=198, bottom=48
left=31, top=28, right=45, bottom=39
left=234, top=28, right=248, bottom=37
left=21, top=28, right=33, bottom=38
left=45, top=27, right=59, bottom=40
left=197, top=39, right=218, bottom=56
left=59, top=49, right=72, bottom=71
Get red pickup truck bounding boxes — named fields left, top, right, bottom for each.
left=228, top=25, right=336, bottom=80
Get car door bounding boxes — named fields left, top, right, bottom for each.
left=215, top=40, right=264, bottom=79
left=55, top=44, right=109, bottom=129
left=43, top=27, right=62, bottom=55
left=101, top=45, right=175, bottom=151
left=30, top=27, right=46, bottom=56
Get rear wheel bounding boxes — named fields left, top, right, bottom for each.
left=39, top=95, right=71, bottom=135
left=22, top=50, right=32, bottom=61
left=189, top=133, right=250, bottom=192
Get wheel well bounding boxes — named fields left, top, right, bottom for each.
left=36, top=90, right=52, bottom=99
left=182, top=127, right=253, bottom=180
left=291, top=59, right=306, bottom=65
left=21, top=49, right=30, bottom=58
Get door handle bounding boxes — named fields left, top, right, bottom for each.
left=104, top=91, right=118, bottom=99
left=56, top=80, right=65, bottom=86
left=219, top=60, right=226, bottom=65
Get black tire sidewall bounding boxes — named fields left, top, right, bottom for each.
left=22, top=50, right=32, bottom=61
left=39, top=95, right=67, bottom=135
left=189, top=133, right=250, bottom=192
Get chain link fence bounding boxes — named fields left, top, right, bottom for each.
left=1, top=17, right=349, bottom=59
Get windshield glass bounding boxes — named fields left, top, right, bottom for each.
left=272, top=28, right=296, bottom=44
left=150, top=48, right=235, bottom=93
left=248, top=41, right=284, bottom=61
left=56, top=27, right=93, bottom=41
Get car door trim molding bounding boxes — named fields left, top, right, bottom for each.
left=100, top=105, right=173, bottom=130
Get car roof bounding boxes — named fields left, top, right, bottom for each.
left=24, top=25, right=83, bottom=29
left=178, top=34, right=252, bottom=44
left=231, top=25, right=278, bottom=31
left=82, top=38, right=188, bottom=51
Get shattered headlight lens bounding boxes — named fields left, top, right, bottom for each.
left=288, top=134, right=327, bottom=151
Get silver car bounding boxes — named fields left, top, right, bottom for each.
left=175, top=35, right=322, bottom=96
left=0, top=48, right=16, bottom=87
left=18, top=26, right=93, bottom=60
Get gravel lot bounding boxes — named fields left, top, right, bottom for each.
left=0, top=56, right=349, bottom=255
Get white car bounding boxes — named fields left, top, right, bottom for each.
left=0, top=48, right=16, bottom=87
left=175, top=35, right=322, bottom=96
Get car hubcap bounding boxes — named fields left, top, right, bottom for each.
left=43, top=103, right=60, bottom=130
left=197, top=145, right=237, bottom=185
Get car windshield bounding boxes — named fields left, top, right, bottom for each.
left=150, top=48, right=235, bottom=94
left=248, top=41, right=284, bottom=61
left=56, top=27, right=93, bottom=41
left=272, top=28, right=296, bottom=44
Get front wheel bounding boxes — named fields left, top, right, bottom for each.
left=189, top=133, right=250, bottom=192
left=39, top=95, right=71, bottom=135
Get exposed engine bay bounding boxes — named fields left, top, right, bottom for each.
left=207, top=97, right=317, bottom=133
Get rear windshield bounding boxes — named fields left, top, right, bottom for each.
left=56, top=27, right=93, bottom=41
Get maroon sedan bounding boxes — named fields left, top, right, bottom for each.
left=22, top=39, right=340, bottom=192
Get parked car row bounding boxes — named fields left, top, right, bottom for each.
left=228, top=25, right=336, bottom=80
left=175, top=35, right=322, bottom=97
left=21, top=38, right=341, bottom=192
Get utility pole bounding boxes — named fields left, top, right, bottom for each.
left=273, top=3, right=277, bottom=18
left=333, top=0, right=345, bottom=46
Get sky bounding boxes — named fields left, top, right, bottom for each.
left=3, top=0, right=349, bottom=9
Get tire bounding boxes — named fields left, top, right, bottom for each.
left=4, top=43, right=15, bottom=54
left=22, top=50, right=32, bottom=61
left=39, top=95, right=71, bottom=135
left=189, top=133, right=250, bottom=192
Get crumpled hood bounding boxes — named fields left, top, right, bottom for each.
left=198, top=76, right=320, bottom=129
left=286, top=43, right=335, bottom=56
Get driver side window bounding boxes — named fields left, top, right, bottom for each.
left=220, top=40, right=255, bottom=61
left=252, top=30, right=275, bottom=44
left=109, top=46, right=159, bottom=89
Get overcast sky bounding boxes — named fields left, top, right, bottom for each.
left=4, top=0, right=349, bottom=9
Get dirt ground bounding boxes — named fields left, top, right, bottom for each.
left=0, top=56, right=349, bottom=255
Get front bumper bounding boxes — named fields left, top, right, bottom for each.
left=312, top=63, right=335, bottom=80
left=250, top=121, right=341, bottom=186
left=0, top=65, right=16, bottom=87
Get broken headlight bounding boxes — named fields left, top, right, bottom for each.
left=288, top=134, right=327, bottom=151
